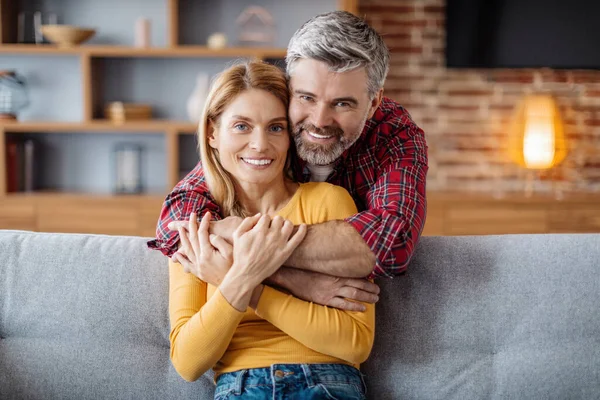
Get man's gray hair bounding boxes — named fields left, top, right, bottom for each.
left=286, top=11, right=390, bottom=99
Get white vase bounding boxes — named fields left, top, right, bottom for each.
left=186, top=73, right=210, bottom=123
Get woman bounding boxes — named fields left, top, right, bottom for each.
left=168, top=61, right=375, bottom=399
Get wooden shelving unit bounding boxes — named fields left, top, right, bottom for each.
left=0, top=0, right=357, bottom=235
left=0, top=44, right=289, bottom=59
left=2, top=120, right=196, bottom=133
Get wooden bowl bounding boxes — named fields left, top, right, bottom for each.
left=40, top=25, right=96, bottom=47
left=105, top=102, right=152, bottom=123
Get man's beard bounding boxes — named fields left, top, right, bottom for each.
left=292, top=119, right=366, bottom=165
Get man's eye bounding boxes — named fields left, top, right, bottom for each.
left=300, top=95, right=313, bottom=102
left=335, top=102, right=350, bottom=108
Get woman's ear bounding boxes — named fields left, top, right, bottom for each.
left=207, top=121, right=218, bottom=149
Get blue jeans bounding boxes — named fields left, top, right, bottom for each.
left=214, top=363, right=367, bottom=399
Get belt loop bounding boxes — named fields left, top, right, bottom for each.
left=234, top=369, right=247, bottom=395
left=359, top=371, right=368, bottom=396
left=301, top=364, right=316, bottom=388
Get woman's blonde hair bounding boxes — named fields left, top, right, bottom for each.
left=198, top=61, right=290, bottom=218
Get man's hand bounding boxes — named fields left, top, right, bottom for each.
left=168, top=215, right=242, bottom=243
left=271, top=267, right=380, bottom=312
left=172, top=212, right=233, bottom=286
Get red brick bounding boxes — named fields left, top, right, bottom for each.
left=573, top=105, right=600, bottom=113
left=399, top=102, right=427, bottom=110
left=382, top=32, right=413, bottom=40
left=379, top=19, right=428, bottom=28
left=424, top=5, right=446, bottom=13
left=584, top=119, right=600, bottom=126
left=541, top=71, right=571, bottom=83
left=490, top=71, right=535, bottom=84
left=586, top=90, right=600, bottom=97
left=419, top=59, right=443, bottom=68
left=388, top=46, right=423, bottom=54
left=447, top=89, right=494, bottom=96
left=572, top=74, right=600, bottom=84
left=439, top=104, right=480, bottom=111
left=432, top=45, right=445, bottom=54
left=489, top=104, right=516, bottom=111
left=361, top=5, right=416, bottom=14
left=422, top=32, right=444, bottom=40
left=455, top=146, right=496, bottom=152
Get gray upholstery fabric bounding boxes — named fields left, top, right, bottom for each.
left=1, top=230, right=599, bottom=399
left=364, top=235, right=600, bottom=400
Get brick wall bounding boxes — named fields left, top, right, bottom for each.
left=360, top=0, right=600, bottom=194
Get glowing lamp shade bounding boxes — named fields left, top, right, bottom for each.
left=508, top=95, right=567, bottom=170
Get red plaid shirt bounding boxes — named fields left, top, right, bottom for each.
left=147, top=97, right=428, bottom=278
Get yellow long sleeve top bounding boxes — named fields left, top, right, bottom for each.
left=168, top=182, right=376, bottom=382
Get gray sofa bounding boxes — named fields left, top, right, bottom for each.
left=1, top=229, right=598, bottom=399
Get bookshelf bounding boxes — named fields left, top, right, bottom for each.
left=0, top=0, right=358, bottom=235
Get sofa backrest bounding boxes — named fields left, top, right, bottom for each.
left=1, top=230, right=599, bottom=399
left=364, top=234, right=600, bottom=399
left=0, top=230, right=214, bottom=400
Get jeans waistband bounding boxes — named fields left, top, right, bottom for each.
left=215, top=363, right=364, bottom=396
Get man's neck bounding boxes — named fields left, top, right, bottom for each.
left=307, top=163, right=335, bottom=182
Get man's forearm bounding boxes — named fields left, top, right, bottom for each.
left=284, top=220, right=375, bottom=278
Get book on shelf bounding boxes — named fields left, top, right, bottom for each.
left=5, top=137, right=39, bottom=193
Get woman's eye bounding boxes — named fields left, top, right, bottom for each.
left=234, top=123, right=248, bottom=131
left=270, top=125, right=285, bottom=133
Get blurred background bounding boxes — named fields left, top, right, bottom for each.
left=1, top=0, right=599, bottom=237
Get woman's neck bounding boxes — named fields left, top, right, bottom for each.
left=234, top=178, right=298, bottom=216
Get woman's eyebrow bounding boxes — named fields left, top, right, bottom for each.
left=231, top=115, right=253, bottom=121
left=269, top=117, right=288, bottom=123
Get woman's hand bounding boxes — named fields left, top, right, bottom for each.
left=173, top=212, right=233, bottom=286
left=229, top=214, right=307, bottom=287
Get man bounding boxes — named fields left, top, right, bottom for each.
left=147, top=11, right=428, bottom=312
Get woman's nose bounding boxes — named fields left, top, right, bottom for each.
left=249, top=130, right=269, bottom=151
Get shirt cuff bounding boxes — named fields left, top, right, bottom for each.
left=345, top=211, right=397, bottom=279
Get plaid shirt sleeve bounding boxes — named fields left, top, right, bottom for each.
left=146, top=163, right=222, bottom=257
left=345, top=119, right=428, bottom=279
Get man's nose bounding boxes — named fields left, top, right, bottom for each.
left=311, top=103, right=333, bottom=128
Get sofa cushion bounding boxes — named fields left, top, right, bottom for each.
left=0, top=230, right=214, bottom=399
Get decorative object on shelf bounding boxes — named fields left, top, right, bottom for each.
left=5, top=137, right=39, bottom=193
left=104, top=102, right=152, bottom=123
left=186, top=73, right=210, bottom=123
left=0, top=71, right=29, bottom=121
left=508, top=94, right=567, bottom=197
left=235, top=6, right=275, bottom=47
left=134, top=18, right=151, bottom=48
left=18, top=11, right=58, bottom=44
left=40, top=25, right=96, bottom=47
left=207, top=32, right=227, bottom=49
left=113, top=143, right=143, bottom=194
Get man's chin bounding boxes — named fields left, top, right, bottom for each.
left=297, top=148, right=341, bottom=166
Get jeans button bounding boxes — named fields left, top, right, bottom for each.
left=274, top=370, right=284, bottom=378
